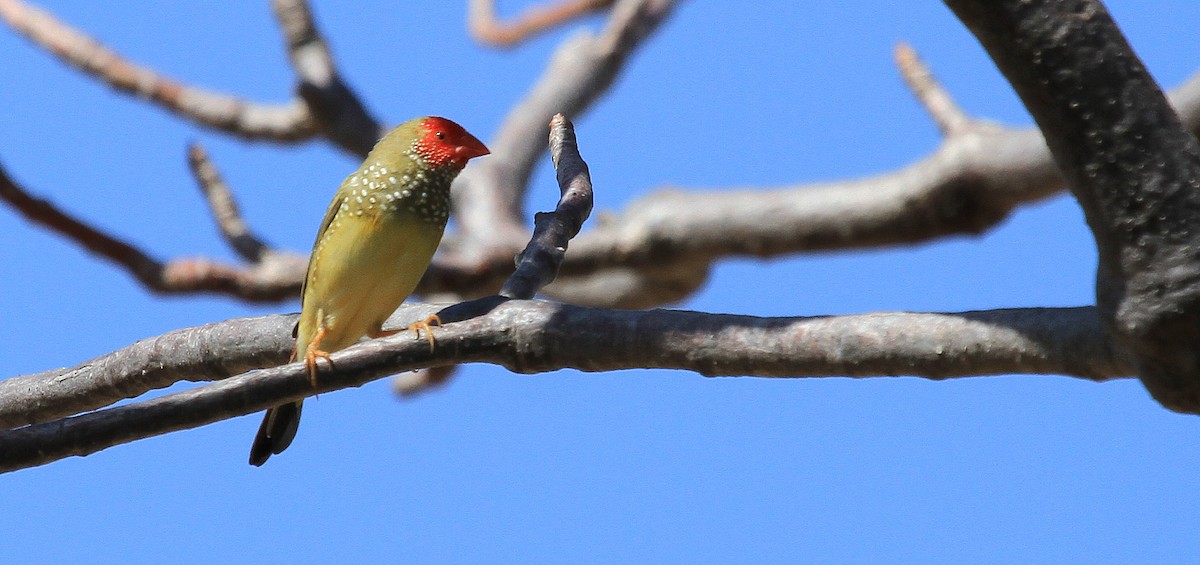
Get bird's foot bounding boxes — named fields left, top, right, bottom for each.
left=407, top=314, right=441, bottom=352
left=304, top=346, right=334, bottom=387
left=369, top=315, right=441, bottom=352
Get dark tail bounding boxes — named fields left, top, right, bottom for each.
left=249, top=400, right=303, bottom=466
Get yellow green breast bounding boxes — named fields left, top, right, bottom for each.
left=294, top=206, right=445, bottom=356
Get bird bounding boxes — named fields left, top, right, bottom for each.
left=249, top=116, right=489, bottom=466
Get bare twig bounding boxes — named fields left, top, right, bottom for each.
left=0, top=0, right=316, bottom=141
left=501, top=114, right=593, bottom=298
left=0, top=0, right=382, bottom=156
left=0, top=162, right=305, bottom=300
left=452, top=0, right=678, bottom=248
left=468, top=0, right=614, bottom=47
left=270, top=0, right=384, bottom=157
left=895, top=42, right=972, bottom=136
left=0, top=303, right=1132, bottom=472
left=187, top=143, right=273, bottom=263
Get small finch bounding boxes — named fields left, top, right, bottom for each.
left=249, top=116, right=489, bottom=466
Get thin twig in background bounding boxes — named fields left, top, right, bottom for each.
left=468, top=0, right=614, bottom=47
left=187, top=143, right=273, bottom=263
left=0, top=0, right=316, bottom=141
left=894, top=42, right=972, bottom=136
left=0, top=162, right=306, bottom=300
left=270, top=0, right=384, bottom=157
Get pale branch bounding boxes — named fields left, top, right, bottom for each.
left=541, top=64, right=1200, bottom=308
left=468, top=0, right=614, bottom=48
left=452, top=0, right=678, bottom=249
left=0, top=0, right=384, bottom=156
left=946, top=0, right=1200, bottom=413
left=0, top=302, right=1132, bottom=473
left=270, top=0, right=384, bottom=157
left=0, top=0, right=316, bottom=141
left=187, top=143, right=274, bottom=263
left=895, top=42, right=971, bottom=136
left=8, top=0, right=1200, bottom=317
left=8, top=64, right=1200, bottom=308
left=0, top=162, right=305, bottom=300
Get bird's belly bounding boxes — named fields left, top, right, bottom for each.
left=297, top=211, right=445, bottom=353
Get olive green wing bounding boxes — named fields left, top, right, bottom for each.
left=294, top=193, right=346, bottom=338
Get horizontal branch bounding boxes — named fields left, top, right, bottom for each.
left=0, top=301, right=1132, bottom=471
left=0, top=315, right=296, bottom=429
left=541, top=67, right=1200, bottom=306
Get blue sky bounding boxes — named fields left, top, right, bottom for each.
left=3, top=1, right=1199, bottom=563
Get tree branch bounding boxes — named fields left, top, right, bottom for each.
left=0, top=0, right=316, bottom=141
left=946, top=0, right=1200, bottom=413
left=0, top=0, right=384, bottom=157
left=0, top=303, right=1131, bottom=472
left=541, top=60, right=1200, bottom=307
left=468, top=0, right=614, bottom=48
left=270, top=0, right=384, bottom=157
left=0, top=315, right=296, bottom=429
left=0, top=162, right=305, bottom=300
left=500, top=113, right=594, bottom=299
left=895, top=42, right=971, bottom=136
left=452, top=0, right=678, bottom=248
left=187, top=143, right=274, bottom=263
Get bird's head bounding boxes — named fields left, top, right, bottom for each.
left=412, top=116, right=490, bottom=170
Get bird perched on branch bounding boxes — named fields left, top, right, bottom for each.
left=250, top=116, right=489, bottom=466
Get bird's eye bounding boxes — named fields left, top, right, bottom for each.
left=435, top=131, right=446, bottom=140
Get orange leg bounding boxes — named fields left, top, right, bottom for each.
left=303, top=325, right=334, bottom=387
left=370, top=314, right=442, bottom=352
left=408, top=314, right=442, bottom=352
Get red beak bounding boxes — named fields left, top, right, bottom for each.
left=454, top=133, right=490, bottom=161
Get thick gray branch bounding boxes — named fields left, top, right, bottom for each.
left=946, top=0, right=1200, bottom=412
left=0, top=315, right=295, bottom=429
left=0, top=303, right=1131, bottom=472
